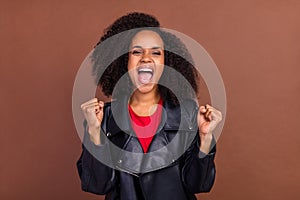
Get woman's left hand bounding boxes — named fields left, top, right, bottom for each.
left=197, top=104, right=222, bottom=153
left=198, top=104, right=222, bottom=135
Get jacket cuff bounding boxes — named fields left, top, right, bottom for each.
left=82, top=121, right=113, bottom=166
left=198, top=136, right=216, bottom=159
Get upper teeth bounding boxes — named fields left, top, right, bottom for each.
left=138, top=68, right=153, bottom=73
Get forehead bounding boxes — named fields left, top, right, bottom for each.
left=130, top=30, right=164, bottom=48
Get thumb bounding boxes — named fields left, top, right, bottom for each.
left=96, top=101, right=104, bottom=121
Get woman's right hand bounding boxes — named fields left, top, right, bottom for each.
left=81, top=98, right=104, bottom=145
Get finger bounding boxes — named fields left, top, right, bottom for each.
left=205, top=109, right=213, bottom=121
left=200, top=104, right=213, bottom=114
left=206, top=104, right=216, bottom=110
left=83, top=104, right=102, bottom=117
left=98, top=101, right=104, bottom=108
left=210, top=110, right=222, bottom=122
left=81, top=98, right=98, bottom=107
left=80, top=98, right=98, bottom=109
left=81, top=100, right=98, bottom=110
left=206, top=105, right=221, bottom=115
left=198, top=112, right=207, bottom=125
left=96, top=108, right=104, bottom=119
left=94, top=105, right=100, bottom=113
left=199, top=106, right=207, bottom=113
left=81, top=102, right=100, bottom=111
left=205, top=105, right=218, bottom=116
left=86, top=106, right=97, bottom=114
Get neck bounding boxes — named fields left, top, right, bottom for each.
left=129, top=86, right=160, bottom=106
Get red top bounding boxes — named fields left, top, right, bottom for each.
left=128, top=98, right=163, bottom=153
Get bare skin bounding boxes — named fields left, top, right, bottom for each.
left=81, top=30, right=222, bottom=154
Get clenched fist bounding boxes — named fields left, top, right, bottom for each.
left=197, top=104, right=222, bottom=154
left=81, top=98, right=104, bottom=145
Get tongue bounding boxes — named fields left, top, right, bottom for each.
left=138, top=72, right=152, bottom=84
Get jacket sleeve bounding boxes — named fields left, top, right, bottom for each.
left=182, top=133, right=216, bottom=193
left=179, top=99, right=216, bottom=193
left=76, top=121, right=116, bottom=195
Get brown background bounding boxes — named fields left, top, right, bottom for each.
left=1, top=0, right=300, bottom=200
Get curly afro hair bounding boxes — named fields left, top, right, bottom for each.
left=92, top=12, right=199, bottom=105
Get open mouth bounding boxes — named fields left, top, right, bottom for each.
left=137, top=66, right=154, bottom=84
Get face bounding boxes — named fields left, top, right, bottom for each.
left=127, top=30, right=164, bottom=94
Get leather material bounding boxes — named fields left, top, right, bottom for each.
left=77, top=97, right=216, bottom=200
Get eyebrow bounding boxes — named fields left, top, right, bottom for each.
left=130, top=45, right=163, bottom=50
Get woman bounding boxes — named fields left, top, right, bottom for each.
left=77, top=12, right=222, bottom=200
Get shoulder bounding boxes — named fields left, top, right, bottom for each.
left=162, top=98, right=199, bottom=117
left=102, top=99, right=126, bottom=122
left=180, top=99, right=199, bottom=130
left=163, top=98, right=199, bottom=131
left=180, top=98, right=198, bottom=114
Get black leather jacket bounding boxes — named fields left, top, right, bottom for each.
left=77, top=97, right=216, bottom=200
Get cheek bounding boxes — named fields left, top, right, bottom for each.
left=127, top=55, right=138, bottom=70
left=157, top=56, right=165, bottom=74
left=127, top=57, right=133, bottom=70
left=158, top=66, right=164, bottom=77
left=156, top=62, right=165, bottom=79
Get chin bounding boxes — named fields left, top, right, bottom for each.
left=134, top=83, right=157, bottom=94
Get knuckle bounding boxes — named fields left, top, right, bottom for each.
left=87, top=107, right=93, bottom=112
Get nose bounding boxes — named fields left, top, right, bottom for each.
left=141, top=49, right=152, bottom=63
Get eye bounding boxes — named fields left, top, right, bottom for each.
left=131, top=49, right=142, bottom=55
left=152, top=51, right=161, bottom=56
